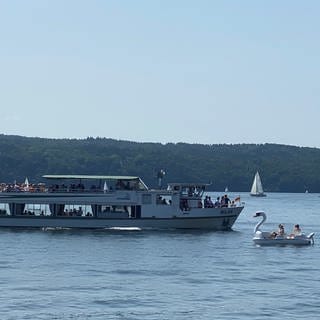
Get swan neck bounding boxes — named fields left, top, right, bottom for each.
left=254, top=214, right=266, bottom=233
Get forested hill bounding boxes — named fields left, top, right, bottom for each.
left=1, top=134, right=320, bottom=192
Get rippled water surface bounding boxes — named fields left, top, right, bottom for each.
left=0, top=192, right=319, bottom=319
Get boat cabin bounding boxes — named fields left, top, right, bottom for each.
left=167, top=183, right=208, bottom=197
left=167, top=183, right=209, bottom=210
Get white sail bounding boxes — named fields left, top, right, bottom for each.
left=250, top=171, right=265, bottom=196
left=103, top=181, right=108, bottom=193
left=24, top=177, right=30, bottom=191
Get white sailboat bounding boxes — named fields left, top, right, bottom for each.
left=250, top=171, right=266, bottom=197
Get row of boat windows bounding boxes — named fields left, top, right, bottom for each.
left=0, top=199, right=174, bottom=216
left=0, top=204, right=134, bottom=216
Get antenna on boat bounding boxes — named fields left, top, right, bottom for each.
left=157, top=169, right=166, bottom=189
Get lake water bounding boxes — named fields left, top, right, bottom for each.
left=0, top=192, right=319, bottom=319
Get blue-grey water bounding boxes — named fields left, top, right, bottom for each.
left=0, top=192, right=319, bottom=320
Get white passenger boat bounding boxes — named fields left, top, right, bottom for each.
left=0, top=175, right=244, bottom=230
left=253, top=211, right=315, bottom=246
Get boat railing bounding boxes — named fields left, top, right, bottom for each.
left=0, top=183, right=142, bottom=193
left=179, top=197, right=244, bottom=211
left=0, top=186, right=107, bottom=193
left=47, top=187, right=140, bottom=193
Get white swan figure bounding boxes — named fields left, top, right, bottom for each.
left=253, top=211, right=266, bottom=233
left=252, top=211, right=315, bottom=246
left=253, top=211, right=271, bottom=239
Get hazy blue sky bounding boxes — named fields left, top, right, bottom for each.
left=0, top=1, right=319, bottom=147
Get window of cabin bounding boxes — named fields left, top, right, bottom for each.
left=156, top=194, right=172, bottom=205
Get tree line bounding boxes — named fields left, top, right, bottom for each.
left=1, top=134, right=320, bottom=192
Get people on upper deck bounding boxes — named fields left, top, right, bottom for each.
left=0, top=182, right=46, bottom=193
left=115, top=180, right=126, bottom=190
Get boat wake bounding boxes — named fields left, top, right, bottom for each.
left=106, top=227, right=142, bottom=231
left=41, top=227, right=72, bottom=232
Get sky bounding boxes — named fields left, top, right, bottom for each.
left=0, top=0, right=319, bottom=148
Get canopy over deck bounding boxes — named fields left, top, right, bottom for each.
left=43, top=175, right=140, bottom=180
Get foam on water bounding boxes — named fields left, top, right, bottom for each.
left=106, top=227, right=142, bottom=231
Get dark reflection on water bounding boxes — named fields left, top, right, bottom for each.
left=0, top=192, right=319, bottom=319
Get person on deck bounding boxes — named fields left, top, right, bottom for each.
left=222, top=194, right=230, bottom=207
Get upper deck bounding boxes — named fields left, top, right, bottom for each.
left=0, top=175, right=149, bottom=194
left=43, top=175, right=148, bottom=192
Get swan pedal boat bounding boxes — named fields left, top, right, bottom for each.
left=253, top=211, right=315, bottom=246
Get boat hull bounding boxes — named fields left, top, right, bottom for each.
left=253, top=237, right=313, bottom=246
left=0, top=209, right=243, bottom=230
